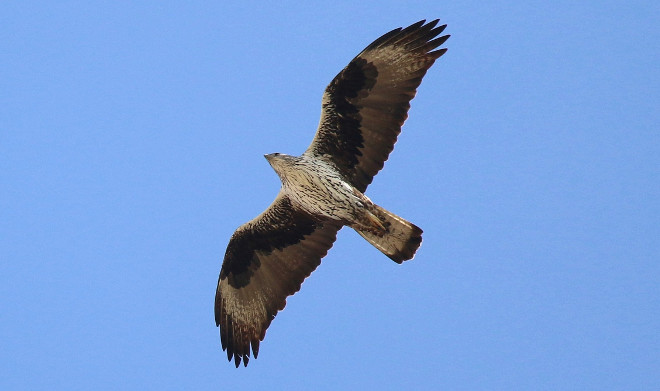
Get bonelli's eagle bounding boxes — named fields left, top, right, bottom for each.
left=215, top=19, right=449, bottom=367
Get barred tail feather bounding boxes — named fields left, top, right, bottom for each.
left=355, top=205, right=423, bottom=263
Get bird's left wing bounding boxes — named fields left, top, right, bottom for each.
left=305, top=19, right=449, bottom=192
left=215, top=193, right=341, bottom=367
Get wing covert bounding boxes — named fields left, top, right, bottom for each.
left=305, top=19, right=449, bottom=191
left=215, top=194, right=341, bottom=367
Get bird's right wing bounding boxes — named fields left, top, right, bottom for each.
left=215, top=193, right=341, bottom=367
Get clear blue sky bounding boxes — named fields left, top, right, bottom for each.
left=1, top=1, right=658, bottom=390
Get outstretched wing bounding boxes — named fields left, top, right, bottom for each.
left=215, top=194, right=341, bottom=367
left=305, top=19, right=449, bottom=192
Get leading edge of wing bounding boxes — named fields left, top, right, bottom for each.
left=215, top=194, right=341, bottom=367
left=305, top=19, right=450, bottom=191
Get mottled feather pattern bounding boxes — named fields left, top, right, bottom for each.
left=219, top=196, right=317, bottom=288
left=216, top=19, right=449, bottom=367
left=307, top=19, right=449, bottom=192
left=216, top=208, right=340, bottom=366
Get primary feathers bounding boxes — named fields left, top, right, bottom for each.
left=215, top=19, right=449, bottom=367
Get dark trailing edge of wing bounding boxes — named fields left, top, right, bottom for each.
left=216, top=19, right=449, bottom=368
left=219, top=197, right=318, bottom=289
left=306, top=19, right=450, bottom=192
left=215, top=196, right=341, bottom=367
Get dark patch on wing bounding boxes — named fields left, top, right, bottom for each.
left=215, top=194, right=342, bottom=367
left=305, top=19, right=450, bottom=192
left=219, top=196, right=317, bottom=288
left=311, top=58, right=377, bottom=170
left=215, top=19, right=450, bottom=368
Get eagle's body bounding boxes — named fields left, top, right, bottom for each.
left=216, top=20, right=449, bottom=367
left=267, top=152, right=386, bottom=232
left=266, top=153, right=363, bottom=224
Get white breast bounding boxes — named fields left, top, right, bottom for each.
left=282, top=157, right=361, bottom=222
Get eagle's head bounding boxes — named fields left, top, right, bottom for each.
left=264, top=153, right=299, bottom=182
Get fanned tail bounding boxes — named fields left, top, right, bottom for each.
left=355, top=205, right=423, bottom=263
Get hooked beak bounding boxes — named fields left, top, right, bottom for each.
left=264, top=153, right=279, bottom=164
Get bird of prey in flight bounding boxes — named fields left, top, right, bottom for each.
left=215, top=19, right=449, bottom=367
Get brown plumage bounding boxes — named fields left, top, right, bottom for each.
left=215, top=19, right=449, bottom=367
